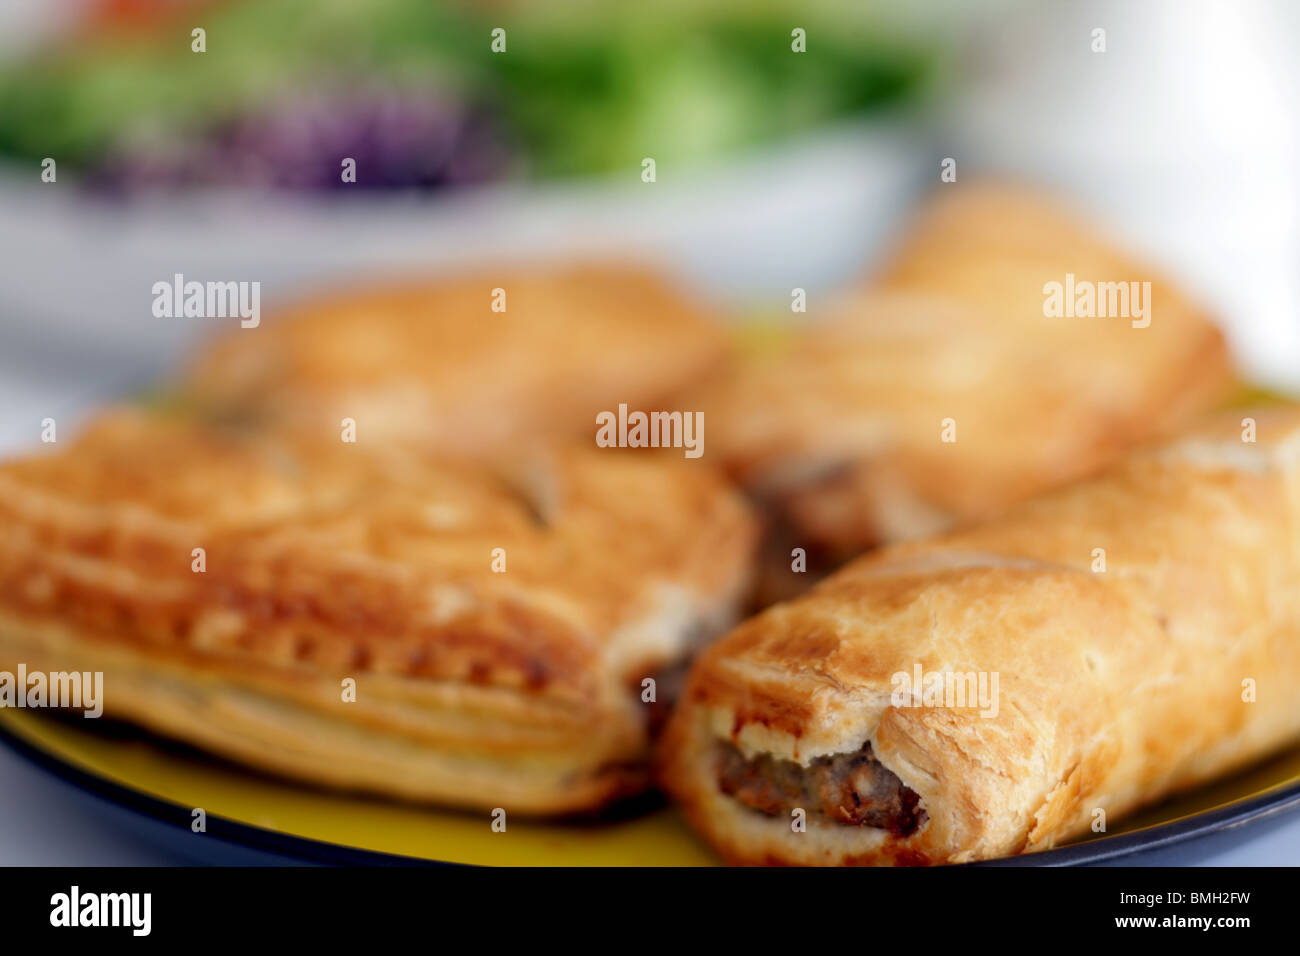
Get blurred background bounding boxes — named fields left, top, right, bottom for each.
left=0, top=0, right=1297, bottom=459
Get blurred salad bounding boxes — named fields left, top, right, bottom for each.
left=0, top=0, right=936, bottom=193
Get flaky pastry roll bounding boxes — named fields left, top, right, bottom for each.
left=662, top=407, right=1300, bottom=864
left=183, top=261, right=725, bottom=454
left=0, top=408, right=756, bottom=814
left=695, top=184, right=1234, bottom=600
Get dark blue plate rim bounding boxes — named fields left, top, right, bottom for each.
left=4, top=716, right=1299, bottom=867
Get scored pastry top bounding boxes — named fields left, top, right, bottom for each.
left=0, top=407, right=756, bottom=701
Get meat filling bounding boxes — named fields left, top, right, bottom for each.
left=716, top=742, right=927, bottom=836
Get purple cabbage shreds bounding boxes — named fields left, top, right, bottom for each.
left=85, top=87, right=515, bottom=193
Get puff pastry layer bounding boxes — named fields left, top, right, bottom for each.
left=662, top=407, right=1300, bottom=864
left=694, top=184, right=1235, bottom=598
left=0, top=409, right=756, bottom=813
left=183, top=261, right=725, bottom=453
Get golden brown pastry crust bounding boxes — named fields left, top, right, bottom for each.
left=661, top=407, right=1300, bottom=864
left=694, top=183, right=1235, bottom=593
left=0, top=408, right=757, bottom=813
left=182, top=261, right=726, bottom=454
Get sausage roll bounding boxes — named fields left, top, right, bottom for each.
left=0, top=408, right=756, bottom=814
left=662, top=407, right=1300, bottom=864
left=694, top=184, right=1235, bottom=601
left=183, top=261, right=725, bottom=454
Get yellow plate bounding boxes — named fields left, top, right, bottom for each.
left=0, top=709, right=717, bottom=866
left=3, top=707, right=1300, bottom=866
